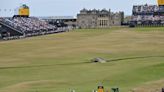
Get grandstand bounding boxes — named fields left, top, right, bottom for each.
left=0, top=4, right=67, bottom=40
left=130, top=0, right=164, bottom=27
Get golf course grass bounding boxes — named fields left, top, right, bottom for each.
left=0, top=27, right=164, bottom=92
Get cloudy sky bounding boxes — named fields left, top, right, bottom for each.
left=0, top=0, right=157, bottom=17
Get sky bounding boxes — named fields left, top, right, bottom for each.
left=0, top=0, right=157, bottom=17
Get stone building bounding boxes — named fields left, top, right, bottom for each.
left=77, top=8, right=124, bottom=28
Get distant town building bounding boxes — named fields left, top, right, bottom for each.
left=77, top=8, right=124, bottom=28
left=40, top=16, right=77, bottom=27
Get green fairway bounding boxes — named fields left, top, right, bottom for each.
left=0, top=27, right=164, bottom=92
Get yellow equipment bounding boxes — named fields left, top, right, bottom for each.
left=158, top=0, right=164, bottom=6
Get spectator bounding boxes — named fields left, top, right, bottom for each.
left=1, top=17, right=57, bottom=35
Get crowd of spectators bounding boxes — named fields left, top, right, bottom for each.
left=0, top=17, right=57, bottom=34
left=133, top=4, right=159, bottom=14
left=131, top=4, right=164, bottom=24
left=0, top=17, right=70, bottom=40
left=0, top=17, right=2, bottom=21
left=132, top=15, right=164, bottom=21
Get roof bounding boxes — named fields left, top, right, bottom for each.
left=39, top=16, right=76, bottom=20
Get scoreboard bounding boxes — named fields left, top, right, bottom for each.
left=158, top=0, right=164, bottom=6
left=14, top=4, right=30, bottom=17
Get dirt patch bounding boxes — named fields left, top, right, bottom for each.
left=131, top=79, right=164, bottom=92
left=0, top=80, right=67, bottom=92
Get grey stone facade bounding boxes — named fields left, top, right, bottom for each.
left=77, top=8, right=124, bottom=28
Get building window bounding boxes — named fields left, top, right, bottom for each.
left=81, top=21, right=85, bottom=24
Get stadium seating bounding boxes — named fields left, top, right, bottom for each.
left=131, top=4, right=164, bottom=25
left=0, top=17, right=64, bottom=38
